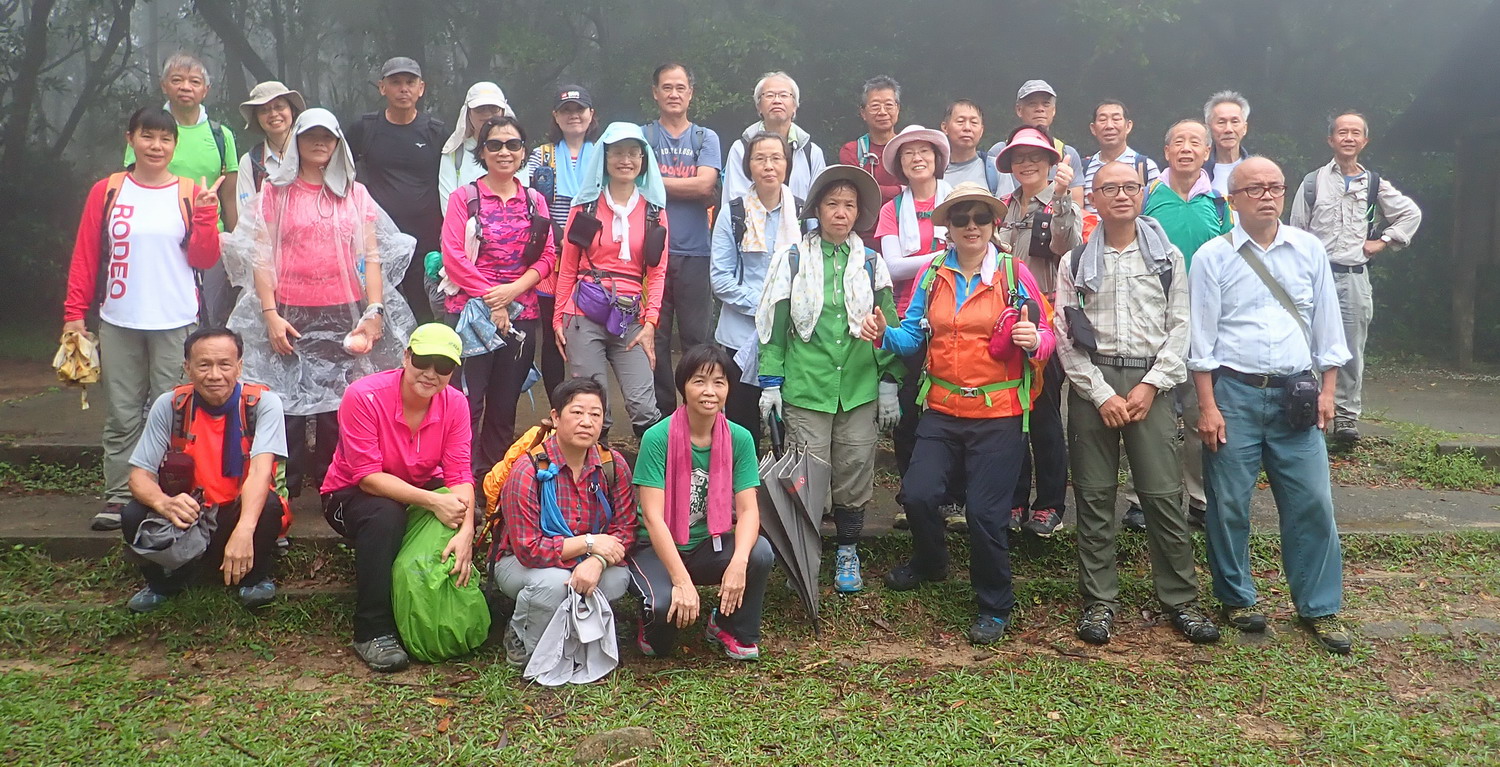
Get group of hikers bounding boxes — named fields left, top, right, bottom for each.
left=60, top=52, right=1423, bottom=674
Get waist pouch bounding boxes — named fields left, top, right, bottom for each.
left=1282, top=370, right=1321, bottom=430
left=989, top=298, right=1042, bottom=365
left=158, top=450, right=197, bottom=497
left=520, top=214, right=553, bottom=266
left=574, top=276, right=636, bottom=337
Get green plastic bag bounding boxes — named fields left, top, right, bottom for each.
left=391, top=502, right=491, bottom=663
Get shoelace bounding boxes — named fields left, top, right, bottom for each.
left=1082, top=607, right=1112, bottom=630
left=1032, top=508, right=1059, bottom=526
left=1309, top=616, right=1345, bottom=633
left=370, top=636, right=402, bottom=654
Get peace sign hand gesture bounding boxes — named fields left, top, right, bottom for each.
left=195, top=176, right=225, bottom=209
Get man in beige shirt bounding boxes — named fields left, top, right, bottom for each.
left=1054, top=162, right=1217, bottom=646
left=1289, top=111, right=1422, bottom=442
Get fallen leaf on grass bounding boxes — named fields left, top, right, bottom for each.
left=436, top=717, right=451, bottom=733
left=1046, top=711, right=1063, bottom=721
left=425, top=697, right=453, bottom=707
left=949, top=700, right=966, bottom=709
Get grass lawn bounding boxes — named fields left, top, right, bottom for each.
left=1, top=532, right=1497, bottom=765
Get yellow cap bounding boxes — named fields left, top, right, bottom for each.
left=407, top=323, right=463, bottom=364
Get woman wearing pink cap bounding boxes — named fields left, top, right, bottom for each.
left=996, top=124, right=1082, bottom=540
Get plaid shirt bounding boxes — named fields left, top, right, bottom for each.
left=1054, top=237, right=1190, bottom=407
left=498, top=435, right=637, bottom=569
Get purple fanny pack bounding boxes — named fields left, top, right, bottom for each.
left=574, top=277, right=635, bottom=336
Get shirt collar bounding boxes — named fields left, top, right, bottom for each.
left=1325, top=157, right=1367, bottom=178
left=1228, top=222, right=1290, bottom=253
left=476, top=177, right=525, bottom=203
left=941, top=244, right=1000, bottom=285
left=542, top=434, right=604, bottom=476
left=1158, top=168, right=1215, bottom=199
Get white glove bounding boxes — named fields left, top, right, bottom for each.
left=759, top=386, right=784, bottom=423
left=877, top=381, right=900, bottom=431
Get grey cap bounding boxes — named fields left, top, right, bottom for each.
left=380, top=56, right=422, bottom=79
left=1016, top=79, right=1057, bottom=102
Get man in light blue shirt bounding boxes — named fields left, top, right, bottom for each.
left=1188, top=157, right=1353, bottom=655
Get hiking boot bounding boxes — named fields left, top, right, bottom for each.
left=1220, top=605, right=1268, bottom=633
left=1009, top=507, right=1027, bottom=534
left=1301, top=614, right=1353, bottom=655
left=892, top=511, right=910, bottom=530
left=1122, top=504, right=1147, bottom=532
left=1188, top=504, right=1207, bottom=529
left=1023, top=507, right=1063, bottom=537
left=1169, top=603, right=1221, bottom=644
left=635, top=622, right=658, bottom=658
left=1333, top=418, right=1361, bottom=443
left=967, top=614, right=1010, bottom=645
left=1076, top=603, right=1114, bottom=645
left=705, top=611, right=760, bottom=661
left=127, top=586, right=170, bottom=614
left=833, top=545, right=863, bottom=593
left=503, top=623, right=530, bottom=668
left=92, top=502, right=124, bottom=532
left=237, top=578, right=276, bottom=610
left=353, top=634, right=410, bottom=672
left=882, top=563, right=948, bottom=592
left=943, top=504, right=968, bottom=533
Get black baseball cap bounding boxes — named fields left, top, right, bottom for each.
left=554, top=86, right=592, bottom=109
left=380, top=57, right=422, bottom=79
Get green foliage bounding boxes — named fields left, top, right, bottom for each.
left=1332, top=422, right=1500, bottom=491
left=0, top=460, right=104, bottom=496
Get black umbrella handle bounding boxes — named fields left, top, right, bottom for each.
left=767, top=412, right=786, bottom=457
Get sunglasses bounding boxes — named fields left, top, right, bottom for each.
left=411, top=353, right=458, bottom=376
left=482, top=138, right=526, bottom=153
left=947, top=210, right=996, bottom=228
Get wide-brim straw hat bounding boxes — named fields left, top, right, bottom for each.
left=931, top=182, right=1007, bottom=227
left=801, top=165, right=881, bottom=233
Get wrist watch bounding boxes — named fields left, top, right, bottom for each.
left=585, top=533, right=595, bottom=554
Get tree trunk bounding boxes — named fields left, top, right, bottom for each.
left=193, top=0, right=276, bottom=82
left=49, top=0, right=135, bottom=159
left=1, top=0, right=59, bottom=175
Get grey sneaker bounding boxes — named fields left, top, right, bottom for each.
left=92, top=502, right=124, bottom=532
left=1220, top=604, right=1268, bottom=633
left=1122, top=505, right=1147, bottom=531
left=127, top=586, right=170, bottom=614
left=1301, top=614, right=1353, bottom=655
left=353, top=634, right=410, bottom=672
left=237, top=578, right=276, bottom=610
left=943, top=504, right=968, bottom=533
left=1333, top=418, right=1360, bottom=443
left=502, top=623, right=529, bottom=669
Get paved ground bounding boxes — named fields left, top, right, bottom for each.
left=4, top=360, right=1498, bottom=556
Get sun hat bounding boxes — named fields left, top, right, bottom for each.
left=995, top=126, right=1062, bottom=173
left=801, top=165, right=881, bottom=233
left=239, top=81, right=307, bottom=131
left=407, top=323, right=463, bottom=364
left=881, top=125, right=951, bottom=184
left=931, top=182, right=1006, bottom=227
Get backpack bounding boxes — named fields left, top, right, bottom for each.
left=463, top=180, right=552, bottom=266
left=566, top=197, right=667, bottom=267
left=1302, top=167, right=1385, bottom=239
left=647, top=121, right=722, bottom=226
left=478, top=425, right=617, bottom=563
left=727, top=195, right=809, bottom=259
left=248, top=143, right=270, bottom=192
left=207, top=120, right=229, bottom=176
left=980, top=148, right=999, bottom=193
left=165, top=382, right=291, bottom=534
left=94, top=172, right=194, bottom=307
left=855, top=134, right=881, bottom=175
left=785, top=241, right=878, bottom=293
left=1146, top=179, right=1231, bottom=230
left=531, top=143, right=558, bottom=202
left=1068, top=241, right=1173, bottom=295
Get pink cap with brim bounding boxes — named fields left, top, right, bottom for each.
left=996, top=127, right=1061, bottom=173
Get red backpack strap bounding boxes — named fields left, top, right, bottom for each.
left=239, top=383, right=267, bottom=460
left=169, top=384, right=196, bottom=453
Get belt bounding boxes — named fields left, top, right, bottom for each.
left=1090, top=353, right=1156, bottom=369
left=1330, top=264, right=1366, bottom=274
left=1216, top=367, right=1305, bottom=388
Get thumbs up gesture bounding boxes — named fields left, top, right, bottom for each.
left=1053, top=155, right=1075, bottom=193
left=859, top=309, right=887, bottom=343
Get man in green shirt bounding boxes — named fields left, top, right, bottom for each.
left=125, top=53, right=240, bottom=326
left=757, top=166, right=901, bottom=594
left=630, top=346, right=774, bottom=660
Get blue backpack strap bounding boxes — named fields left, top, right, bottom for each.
left=982, top=149, right=999, bottom=193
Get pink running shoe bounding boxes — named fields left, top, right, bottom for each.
left=705, top=611, right=760, bottom=661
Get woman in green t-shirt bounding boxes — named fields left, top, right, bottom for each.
left=628, top=345, right=773, bottom=660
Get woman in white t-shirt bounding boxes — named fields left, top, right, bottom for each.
left=234, top=81, right=306, bottom=213
left=61, top=106, right=225, bottom=531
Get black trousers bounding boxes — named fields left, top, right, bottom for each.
left=627, top=533, right=775, bottom=656
left=651, top=255, right=715, bottom=414
left=536, top=294, right=567, bottom=399
left=121, top=494, right=282, bottom=594
left=902, top=412, right=1025, bottom=618
left=324, top=487, right=411, bottom=642
left=459, top=318, right=538, bottom=484
left=1012, top=354, right=1069, bottom=513
left=284, top=412, right=338, bottom=498
left=722, top=345, right=763, bottom=446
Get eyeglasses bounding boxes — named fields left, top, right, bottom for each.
left=482, top=138, right=525, bottom=153
left=411, top=354, right=458, bottom=376
left=606, top=147, right=644, bottom=160
left=1009, top=151, right=1052, bottom=165
left=1230, top=183, right=1288, bottom=200
left=1096, top=182, right=1144, bottom=198
left=759, top=91, right=794, bottom=102
left=947, top=210, right=995, bottom=228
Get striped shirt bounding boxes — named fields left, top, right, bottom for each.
left=1081, top=147, right=1161, bottom=212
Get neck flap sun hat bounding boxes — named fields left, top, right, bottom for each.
left=441, top=81, right=516, bottom=155
left=239, top=81, right=307, bottom=132
left=995, top=125, right=1062, bottom=173
left=882, top=124, right=951, bottom=185
left=931, top=182, right=1007, bottom=227
left=267, top=108, right=357, bottom=197
left=408, top=322, right=463, bottom=364
left=570, top=121, right=666, bottom=209
left=801, top=165, right=881, bottom=233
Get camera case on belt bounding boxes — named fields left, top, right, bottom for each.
left=1282, top=371, right=1321, bottom=430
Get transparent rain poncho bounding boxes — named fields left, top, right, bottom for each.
left=222, top=108, right=417, bottom=417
